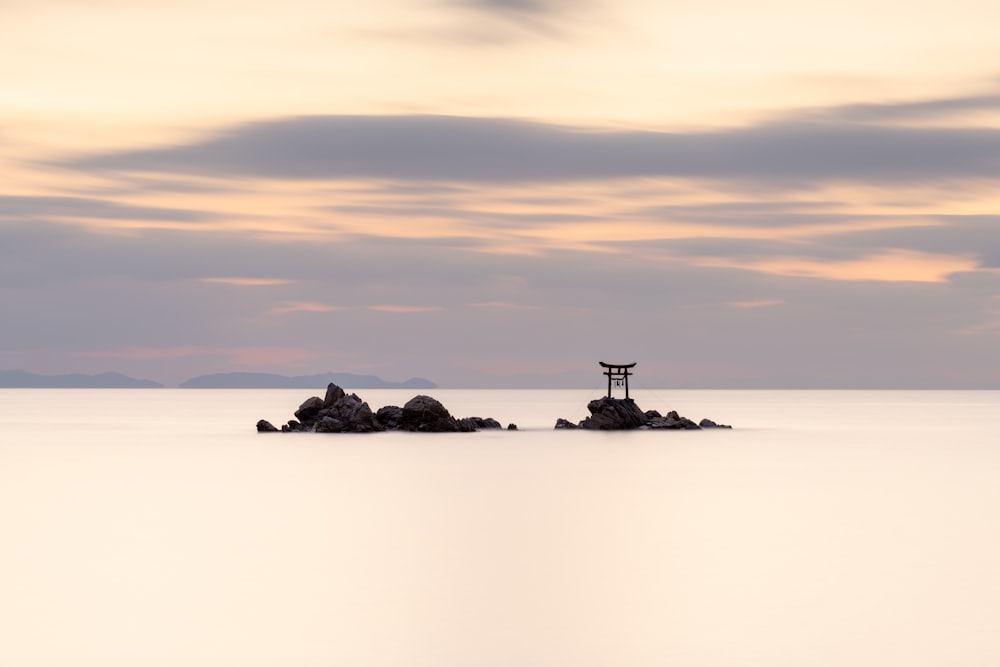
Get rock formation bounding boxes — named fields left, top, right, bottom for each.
left=256, top=383, right=514, bottom=433
left=555, top=396, right=731, bottom=430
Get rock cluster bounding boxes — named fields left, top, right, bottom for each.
left=555, top=397, right=731, bottom=430
left=256, top=383, right=514, bottom=433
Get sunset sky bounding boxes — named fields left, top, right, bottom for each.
left=2, top=0, right=999, bottom=387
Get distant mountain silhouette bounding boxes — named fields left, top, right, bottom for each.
left=180, top=371, right=437, bottom=389
left=0, top=369, right=163, bottom=388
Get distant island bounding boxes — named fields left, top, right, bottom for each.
left=180, top=372, right=437, bottom=389
left=0, top=370, right=163, bottom=388
left=0, top=369, right=436, bottom=389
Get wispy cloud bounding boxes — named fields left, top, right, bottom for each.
left=725, top=299, right=785, bottom=308
left=367, top=304, right=444, bottom=313
left=267, top=301, right=349, bottom=315
left=63, top=110, right=1000, bottom=188
left=803, top=93, right=1000, bottom=124
left=468, top=300, right=543, bottom=310
left=266, top=302, right=444, bottom=315
left=455, top=0, right=555, bottom=13
left=200, top=277, right=294, bottom=286
left=0, top=195, right=215, bottom=224
left=3, top=212, right=997, bottom=386
left=956, top=320, right=1000, bottom=335
left=700, top=249, right=977, bottom=283
left=439, top=0, right=599, bottom=40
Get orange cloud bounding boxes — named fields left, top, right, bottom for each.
left=267, top=301, right=349, bottom=315
left=367, top=305, right=444, bottom=313
left=956, top=320, right=1000, bottom=335
left=700, top=250, right=977, bottom=283
left=265, top=303, right=443, bottom=315
left=200, top=277, right=294, bottom=286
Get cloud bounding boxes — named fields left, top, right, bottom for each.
left=457, top=0, right=553, bottom=13
left=200, top=277, right=295, bottom=286
left=0, top=195, right=216, bottom=224
left=266, top=302, right=444, bottom=315
left=63, top=113, right=1000, bottom=187
left=367, top=304, right=445, bottom=313
left=468, top=300, right=544, bottom=310
left=10, top=91, right=1000, bottom=387
left=957, top=319, right=1000, bottom=336
left=267, top=301, right=349, bottom=315
left=628, top=200, right=884, bottom=229
left=2, top=215, right=998, bottom=387
left=439, top=0, right=597, bottom=40
left=819, top=216, right=1000, bottom=269
left=326, top=202, right=602, bottom=227
left=0, top=221, right=294, bottom=286
left=803, top=93, right=1000, bottom=123
left=699, top=249, right=977, bottom=283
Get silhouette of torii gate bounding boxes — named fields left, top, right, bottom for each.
left=599, top=361, right=636, bottom=399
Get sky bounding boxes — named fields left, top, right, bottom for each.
left=2, top=0, right=999, bottom=388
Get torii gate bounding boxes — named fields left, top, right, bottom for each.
left=599, top=361, right=636, bottom=399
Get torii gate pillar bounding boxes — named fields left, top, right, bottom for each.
left=599, top=361, right=636, bottom=399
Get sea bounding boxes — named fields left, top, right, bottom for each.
left=2, top=388, right=999, bottom=667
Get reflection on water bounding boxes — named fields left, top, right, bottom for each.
left=2, top=389, right=1000, bottom=666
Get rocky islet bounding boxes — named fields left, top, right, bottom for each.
left=257, top=383, right=730, bottom=433
left=256, top=383, right=514, bottom=433
left=554, top=396, right=731, bottom=430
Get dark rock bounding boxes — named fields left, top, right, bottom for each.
left=256, top=419, right=279, bottom=432
left=580, top=397, right=648, bottom=430
left=257, top=383, right=506, bottom=434
left=507, top=423, right=518, bottom=430
left=453, top=416, right=503, bottom=432
left=294, top=396, right=324, bottom=424
left=645, top=415, right=678, bottom=429
left=323, top=383, right=346, bottom=407
left=401, top=394, right=460, bottom=432
left=678, top=417, right=702, bottom=430
left=555, top=396, right=730, bottom=432
left=462, top=417, right=502, bottom=430
left=699, top=418, right=732, bottom=429
left=315, top=416, right=344, bottom=433
left=375, top=405, right=403, bottom=429
left=318, top=389, right=383, bottom=432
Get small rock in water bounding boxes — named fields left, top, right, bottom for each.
left=699, top=418, right=732, bottom=429
left=256, top=419, right=279, bottom=433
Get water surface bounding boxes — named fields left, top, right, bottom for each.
left=2, top=389, right=999, bottom=666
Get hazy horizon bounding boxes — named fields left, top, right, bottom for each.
left=3, top=366, right=999, bottom=390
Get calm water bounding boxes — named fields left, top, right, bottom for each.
left=2, top=388, right=999, bottom=666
